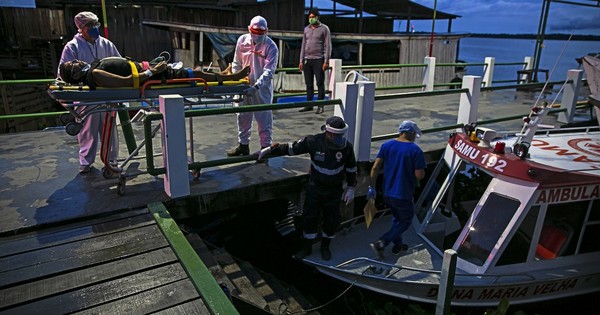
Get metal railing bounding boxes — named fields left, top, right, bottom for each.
left=142, top=99, right=342, bottom=176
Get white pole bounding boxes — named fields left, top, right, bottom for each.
left=354, top=81, right=375, bottom=161
left=521, top=56, right=533, bottom=83
left=160, top=95, right=190, bottom=198
left=423, top=56, right=436, bottom=91
left=457, top=75, right=482, bottom=131
left=435, top=249, right=457, bottom=315
left=329, top=59, right=343, bottom=100
left=483, top=57, right=495, bottom=87
left=557, top=69, right=583, bottom=123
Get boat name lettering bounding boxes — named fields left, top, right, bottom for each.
left=478, top=287, right=528, bottom=300
left=537, top=184, right=600, bottom=203
left=454, top=139, right=507, bottom=172
left=533, top=278, right=577, bottom=295
left=424, top=278, right=578, bottom=300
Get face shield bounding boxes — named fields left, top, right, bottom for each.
left=322, top=122, right=348, bottom=150
left=248, top=16, right=268, bottom=44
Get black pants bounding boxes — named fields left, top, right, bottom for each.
left=302, top=58, right=326, bottom=101
left=301, top=180, right=343, bottom=238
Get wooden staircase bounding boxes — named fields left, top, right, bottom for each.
left=185, top=233, right=321, bottom=314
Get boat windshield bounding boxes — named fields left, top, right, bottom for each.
left=416, top=159, right=493, bottom=253
left=456, top=193, right=521, bottom=266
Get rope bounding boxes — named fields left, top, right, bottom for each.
left=280, top=269, right=368, bottom=315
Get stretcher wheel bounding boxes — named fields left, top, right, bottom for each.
left=102, top=167, right=114, bottom=179
left=65, top=122, right=82, bottom=136
left=59, top=113, right=75, bottom=125
left=117, top=177, right=126, bottom=196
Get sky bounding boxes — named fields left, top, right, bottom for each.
left=307, top=0, right=600, bottom=35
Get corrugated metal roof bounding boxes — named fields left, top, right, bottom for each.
left=331, top=0, right=460, bottom=20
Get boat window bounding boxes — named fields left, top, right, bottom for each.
left=418, top=161, right=492, bottom=251
left=457, top=193, right=520, bottom=266
left=579, top=199, right=600, bottom=254
left=496, top=206, right=540, bottom=266
left=537, top=200, right=588, bottom=259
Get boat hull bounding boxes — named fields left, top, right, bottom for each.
left=312, top=263, right=600, bottom=307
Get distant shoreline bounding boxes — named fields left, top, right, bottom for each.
left=467, top=33, right=600, bottom=41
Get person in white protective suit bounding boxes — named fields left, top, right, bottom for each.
left=58, top=11, right=121, bottom=174
left=227, top=16, right=280, bottom=156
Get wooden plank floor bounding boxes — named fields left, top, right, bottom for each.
left=0, top=208, right=221, bottom=314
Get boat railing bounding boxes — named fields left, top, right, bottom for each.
left=334, top=256, right=538, bottom=283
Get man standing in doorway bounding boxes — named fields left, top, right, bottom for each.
left=298, top=8, right=331, bottom=114
left=227, top=16, right=279, bottom=157
left=58, top=11, right=121, bottom=174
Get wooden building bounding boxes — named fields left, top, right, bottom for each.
left=0, top=0, right=464, bottom=131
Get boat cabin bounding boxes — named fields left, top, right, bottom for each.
left=415, top=126, right=600, bottom=276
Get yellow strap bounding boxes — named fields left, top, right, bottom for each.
left=128, top=61, right=140, bottom=88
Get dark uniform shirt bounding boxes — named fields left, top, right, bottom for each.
left=272, top=133, right=357, bottom=188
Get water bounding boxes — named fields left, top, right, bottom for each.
left=458, top=37, right=598, bottom=82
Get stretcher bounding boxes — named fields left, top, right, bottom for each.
left=48, top=78, right=249, bottom=195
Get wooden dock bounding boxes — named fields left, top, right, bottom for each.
left=0, top=205, right=235, bottom=314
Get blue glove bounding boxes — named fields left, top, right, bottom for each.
left=244, top=85, right=258, bottom=97
left=343, top=187, right=355, bottom=205
left=367, top=186, right=376, bottom=200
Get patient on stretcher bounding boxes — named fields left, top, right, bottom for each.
left=59, top=57, right=250, bottom=89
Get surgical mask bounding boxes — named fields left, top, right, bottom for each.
left=87, top=26, right=100, bottom=40
left=251, top=33, right=266, bottom=44
left=309, top=17, right=319, bottom=25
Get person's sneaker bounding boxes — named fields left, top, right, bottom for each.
left=298, top=106, right=313, bottom=112
left=315, top=106, right=324, bottom=114
left=79, top=165, right=91, bottom=174
left=226, top=143, right=249, bottom=157
left=369, top=240, right=385, bottom=260
left=391, top=244, right=408, bottom=255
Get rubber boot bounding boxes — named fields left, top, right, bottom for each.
left=226, top=143, right=249, bottom=157
left=321, top=238, right=332, bottom=261
left=293, top=238, right=313, bottom=260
